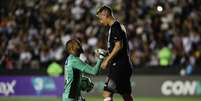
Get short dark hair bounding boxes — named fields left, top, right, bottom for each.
left=65, top=39, right=81, bottom=52
left=96, top=6, right=112, bottom=16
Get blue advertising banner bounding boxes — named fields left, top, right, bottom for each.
left=0, top=76, right=64, bottom=96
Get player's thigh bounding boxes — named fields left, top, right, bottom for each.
left=116, top=77, right=132, bottom=95
left=103, top=77, right=116, bottom=97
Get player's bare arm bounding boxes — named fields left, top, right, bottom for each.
left=101, top=40, right=123, bottom=70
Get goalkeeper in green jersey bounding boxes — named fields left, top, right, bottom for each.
left=63, top=39, right=105, bottom=101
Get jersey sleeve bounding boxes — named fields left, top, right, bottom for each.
left=111, top=22, right=123, bottom=42
left=70, top=56, right=103, bottom=75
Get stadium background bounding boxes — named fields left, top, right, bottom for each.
left=0, top=0, right=201, bottom=101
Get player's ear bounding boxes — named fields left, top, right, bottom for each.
left=77, top=41, right=84, bottom=53
left=79, top=47, right=84, bottom=53
left=76, top=39, right=84, bottom=53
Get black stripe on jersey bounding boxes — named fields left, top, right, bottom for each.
left=69, top=69, right=80, bottom=98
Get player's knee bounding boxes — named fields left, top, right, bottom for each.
left=102, top=91, right=112, bottom=98
left=103, top=97, right=112, bottom=101
left=103, top=91, right=113, bottom=101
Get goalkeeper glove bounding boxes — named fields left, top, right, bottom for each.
left=95, top=48, right=106, bottom=59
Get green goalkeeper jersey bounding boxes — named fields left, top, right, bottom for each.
left=63, top=54, right=103, bottom=101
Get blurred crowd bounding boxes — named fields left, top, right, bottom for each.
left=0, top=0, right=200, bottom=72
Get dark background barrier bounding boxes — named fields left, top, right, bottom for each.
left=86, top=76, right=201, bottom=97
left=2, top=76, right=200, bottom=97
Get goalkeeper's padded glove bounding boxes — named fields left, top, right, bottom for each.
left=95, top=48, right=106, bottom=59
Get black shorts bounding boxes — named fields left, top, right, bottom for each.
left=103, top=76, right=132, bottom=95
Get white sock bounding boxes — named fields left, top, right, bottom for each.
left=104, top=97, right=112, bottom=101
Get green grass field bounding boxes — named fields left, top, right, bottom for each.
left=0, top=97, right=200, bottom=101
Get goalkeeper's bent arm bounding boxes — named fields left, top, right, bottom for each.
left=70, top=56, right=103, bottom=75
